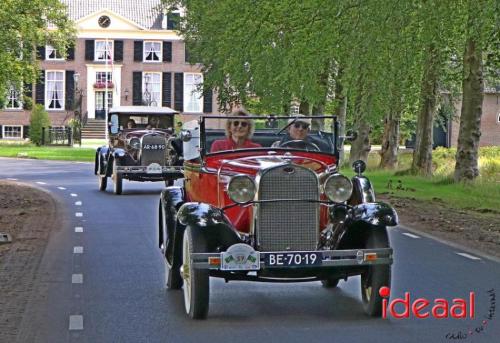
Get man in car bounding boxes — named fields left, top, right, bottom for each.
left=273, top=115, right=330, bottom=152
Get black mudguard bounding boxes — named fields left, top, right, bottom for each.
left=336, top=202, right=398, bottom=250
left=95, top=146, right=110, bottom=175
left=159, top=187, right=185, bottom=254
left=176, top=202, right=243, bottom=252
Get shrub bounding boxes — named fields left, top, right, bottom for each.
left=29, top=104, right=51, bottom=145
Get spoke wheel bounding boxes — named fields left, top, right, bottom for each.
left=361, top=230, right=391, bottom=317
left=182, top=226, right=209, bottom=319
left=113, top=159, right=123, bottom=195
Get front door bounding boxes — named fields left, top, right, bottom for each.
left=95, top=91, right=113, bottom=120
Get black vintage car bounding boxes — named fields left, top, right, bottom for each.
left=158, top=115, right=398, bottom=319
left=94, top=106, right=183, bottom=195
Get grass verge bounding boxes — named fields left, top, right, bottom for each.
left=0, top=143, right=95, bottom=161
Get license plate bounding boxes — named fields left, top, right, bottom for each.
left=146, top=163, right=162, bottom=174
left=265, top=252, right=321, bottom=267
left=143, top=144, right=165, bottom=150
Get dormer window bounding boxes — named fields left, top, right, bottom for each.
left=144, top=41, right=162, bottom=62
left=167, top=7, right=181, bottom=30
left=95, top=40, right=113, bottom=61
left=46, top=45, right=63, bottom=60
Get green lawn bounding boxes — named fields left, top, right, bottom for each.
left=0, top=143, right=95, bottom=161
left=342, top=147, right=500, bottom=212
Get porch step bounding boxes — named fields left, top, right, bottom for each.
left=82, top=119, right=106, bottom=139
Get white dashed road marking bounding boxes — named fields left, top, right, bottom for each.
left=402, top=232, right=421, bottom=239
left=75, top=212, right=83, bottom=217
left=7, top=178, right=18, bottom=181
left=75, top=201, right=82, bottom=206
left=456, top=252, right=481, bottom=261
left=58, top=186, right=66, bottom=190
left=72, top=274, right=83, bottom=284
left=73, top=246, right=84, bottom=254
left=75, top=227, right=83, bottom=233
left=36, top=181, right=47, bottom=185
left=69, top=315, right=83, bottom=330
left=71, top=193, right=78, bottom=197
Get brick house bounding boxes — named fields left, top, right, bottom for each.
left=449, top=89, right=500, bottom=147
left=0, top=0, right=216, bottom=140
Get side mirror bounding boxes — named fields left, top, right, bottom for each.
left=180, top=130, right=192, bottom=142
left=352, top=160, right=366, bottom=175
left=109, top=114, right=119, bottom=134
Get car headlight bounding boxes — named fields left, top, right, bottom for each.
left=128, top=137, right=140, bottom=149
left=227, top=175, right=256, bottom=204
left=323, top=174, right=353, bottom=202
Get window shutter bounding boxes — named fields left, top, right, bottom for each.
left=65, top=70, right=75, bottom=110
left=162, top=72, right=172, bottom=107
left=163, top=41, right=172, bottom=62
left=167, top=13, right=180, bottom=30
left=35, top=71, right=45, bottom=105
left=67, top=46, right=75, bottom=60
left=85, top=40, right=94, bottom=61
left=203, top=89, right=213, bottom=113
left=37, top=46, right=45, bottom=60
left=184, top=44, right=190, bottom=63
left=132, top=72, right=143, bottom=105
left=114, top=40, right=123, bottom=62
left=134, top=41, right=143, bottom=61
left=174, top=73, right=183, bottom=112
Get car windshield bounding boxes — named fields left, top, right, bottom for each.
left=204, top=116, right=336, bottom=154
left=119, top=115, right=173, bottom=130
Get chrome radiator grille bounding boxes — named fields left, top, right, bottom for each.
left=140, top=134, right=167, bottom=166
left=256, top=164, right=319, bottom=252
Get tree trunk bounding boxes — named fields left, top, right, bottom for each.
left=411, top=46, right=439, bottom=176
left=334, top=81, right=347, bottom=163
left=349, top=119, right=371, bottom=164
left=379, top=111, right=400, bottom=169
left=299, top=101, right=310, bottom=115
left=454, top=37, right=483, bottom=182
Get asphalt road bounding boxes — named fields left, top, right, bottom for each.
left=1, top=157, right=499, bottom=343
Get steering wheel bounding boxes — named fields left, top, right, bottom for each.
left=279, top=140, right=320, bottom=151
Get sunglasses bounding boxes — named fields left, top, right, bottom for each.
left=231, top=120, right=249, bottom=128
left=293, top=122, right=310, bottom=130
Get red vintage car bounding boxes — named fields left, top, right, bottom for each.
left=158, top=115, right=398, bottom=319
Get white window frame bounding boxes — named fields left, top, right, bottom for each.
left=183, top=73, right=203, bottom=113
left=142, top=72, right=162, bottom=107
left=95, top=40, right=113, bottom=61
left=46, top=44, right=63, bottom=60
left=143, top=41, right=162, bottom=62
left=45, top=70, right=65, bottom=111
left=6, top=85, right=22, bottom=110
left=2, top=125, right=23, bottom=139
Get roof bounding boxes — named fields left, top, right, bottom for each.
left=109, top=106, right=178, bottom=115
left=60, top=0, right=165, bottom=29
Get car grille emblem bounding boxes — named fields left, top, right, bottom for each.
left=283, top=166, right=295, bottom=174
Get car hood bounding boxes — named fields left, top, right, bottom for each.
left=208, top=154, right=334, bottom=178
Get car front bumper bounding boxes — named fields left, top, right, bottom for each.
left=191, top=247, right=393, bottom=271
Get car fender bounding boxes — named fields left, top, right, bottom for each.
left=159, top=186, right=185, bottom=254
left=350, top=175, right=375, bottom=204
left=95, top=146, right=109, bottom=175
left=336, top=202, right=397, bottom=250
left=176, top=202, right=243, bottom=252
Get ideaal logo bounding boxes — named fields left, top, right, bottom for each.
left=378, top=287, right=496, bottom=340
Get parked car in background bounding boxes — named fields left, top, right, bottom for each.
left=94, top=106, right=183, bottom=195
left=158, top=115, right=398, bottom=319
